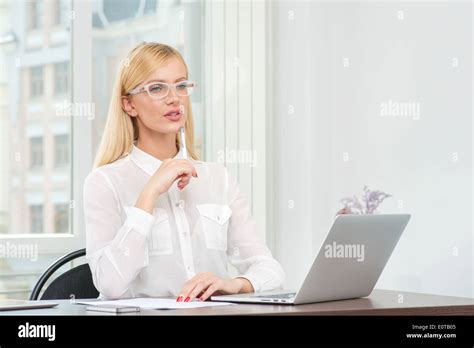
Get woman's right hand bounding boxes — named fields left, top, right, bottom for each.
left=148, top=158, right=198, bottom=196
left=135, top=159, right=197, bottom=214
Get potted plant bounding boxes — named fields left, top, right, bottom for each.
left=336, top=185, right=392, bottom=215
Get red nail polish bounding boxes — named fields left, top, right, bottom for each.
left=184, top=297, right=190, bottom=302
left=176, top=296, right=183, bottom=302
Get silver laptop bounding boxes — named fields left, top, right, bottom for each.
left=211, top=214, right=410, bottom=305
left=0, top=300, right=59, bottom=311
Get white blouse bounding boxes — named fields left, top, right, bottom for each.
left=83, top=144, right=285, bottom=299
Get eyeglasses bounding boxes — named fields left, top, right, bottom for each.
left=126, top=80, right=196, bottom=100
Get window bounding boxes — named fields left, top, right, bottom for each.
left=54, top=134, right=69, bottom=167
left=54, top=62, right=69, bottom=95
left=54, top=0, right=70, bottom=27
left=0, top=0, right=74, bottom=300
left=53, top=0, right=61, bottom=25
left=28, top=0, right=43, bottom=30
left=54, top=203, right=69, bottom=233
left=30, top=66, right=43, bottom=97
left=29, top=136, right=43, bottom=168
left=29, top=204, right=43, bottom=234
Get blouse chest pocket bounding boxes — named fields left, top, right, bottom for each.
left=196, top=204, right=232, bottom=251
left=149, top=208, right=173, bottom=256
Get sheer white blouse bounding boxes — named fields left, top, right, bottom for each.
left=83, top=145, right=285, bottom=299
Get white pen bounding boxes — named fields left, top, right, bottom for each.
left=180, top=126, right=188, bottom=160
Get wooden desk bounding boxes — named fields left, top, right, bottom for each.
left=1, top=289, right=473, bottom=316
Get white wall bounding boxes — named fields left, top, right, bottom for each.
left=270, top=1, right=473, bottom=298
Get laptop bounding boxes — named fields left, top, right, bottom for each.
left=0, top=300, right=59, bottom=311
left=211, top=214, right=410, bottom=305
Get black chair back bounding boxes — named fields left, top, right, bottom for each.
left=30, top=248, right=99, bottom=300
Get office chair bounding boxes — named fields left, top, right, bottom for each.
left=29, top=248, right=99, bottom=301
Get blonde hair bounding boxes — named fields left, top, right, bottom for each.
left=94, top=42, right=199, bottom=168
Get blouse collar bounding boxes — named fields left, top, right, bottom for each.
left=130, top=144, right=184, bottom=176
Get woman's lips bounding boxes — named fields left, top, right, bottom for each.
left=164, top=111, right=182, bottom=122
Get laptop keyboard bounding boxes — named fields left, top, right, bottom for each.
left=254, top=293, right=296, bottom=299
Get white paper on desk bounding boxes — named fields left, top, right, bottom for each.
left=77, top=298, right=236, bottom=310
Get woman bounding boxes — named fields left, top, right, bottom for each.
left=83, top=42, right=285, bottom=301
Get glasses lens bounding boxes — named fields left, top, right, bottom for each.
left=176, top=81, right=194, bottom=96
left=148, top=83, right=168, bottom=99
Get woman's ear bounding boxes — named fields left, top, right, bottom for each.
left=121, top=96, right=138, bottom=117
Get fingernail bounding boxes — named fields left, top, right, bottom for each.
left=184, top=297, right=190, bottom=302
left=176, top=296, right=183, bottom=302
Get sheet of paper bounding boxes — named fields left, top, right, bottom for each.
left=77, top=297, right=236, bottom=310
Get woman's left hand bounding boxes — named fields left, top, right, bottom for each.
left=176, top=272, right=253, bottom=302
